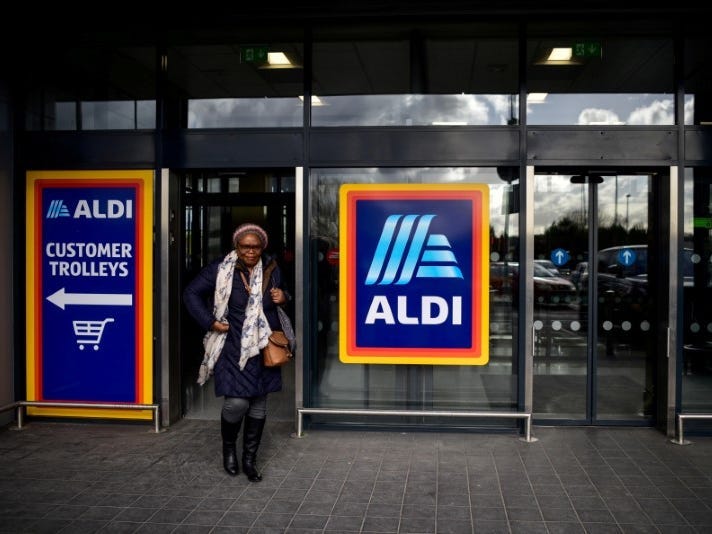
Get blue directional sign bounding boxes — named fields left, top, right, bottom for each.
left=618, top=247, right=636, bottom=267
left=551, top=248, right=570, bottom=266
left=26, top=171, right=154, bottom=420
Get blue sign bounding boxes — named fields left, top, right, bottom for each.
left=551, top=248, right=570, bottom=266
left=340, top=184, right=490, bottom=365
left=355, top=199, right=473, bottom=349
left=41, top=186, right=137, bottom=401
left=27, top=171, right=154, bottom=419
left=618, top=248, right=636, bottom=267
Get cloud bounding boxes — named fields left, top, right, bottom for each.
left=684, top=95, right=695, bottom=125
left=626, top=99, right=674, bottom=125
left=577, top=108, right=622, bottom=125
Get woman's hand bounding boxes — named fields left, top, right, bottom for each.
left=211, top=321, right=229, bottom=333
left=269, top=287, right=287, bottom=305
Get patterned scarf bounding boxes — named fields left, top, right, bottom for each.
left=197, top=250, right=237, bottom=385
left=239, top=260, right=272, bottom=370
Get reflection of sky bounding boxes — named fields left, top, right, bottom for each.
left=312, top=94, right=518, bottom=126
left=310, top=167, right=518, bottom=239
left=187, top=93, right=686, bottom=128
left=188, top=98, right=303, bottom=128
left=534, top=174, right=649, bottom=234
left=528, top=94, right=674, bottom=125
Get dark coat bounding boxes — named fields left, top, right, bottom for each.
left=183, top=253, right=285, bottom=398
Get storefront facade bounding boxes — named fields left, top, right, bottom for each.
left=1, top=4, right=711, bottom=436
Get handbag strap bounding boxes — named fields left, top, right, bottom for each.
left=239, top=271, right=251, bottom=294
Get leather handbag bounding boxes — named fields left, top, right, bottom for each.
left=262, top=330, right=293, bottom=367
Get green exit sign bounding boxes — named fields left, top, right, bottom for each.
left=694, top=217, right=712, bottom=229
left=240, top=46, right=268, bottom=63
left=573, top=41, right=602, bottom=58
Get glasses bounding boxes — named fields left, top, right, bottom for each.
left=238, top=243, right=262, bottom=252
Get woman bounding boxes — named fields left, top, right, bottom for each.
left=183, top=223, right=290, bottom=481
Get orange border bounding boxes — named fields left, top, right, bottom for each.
left=26, top=170, right=153, bottom=419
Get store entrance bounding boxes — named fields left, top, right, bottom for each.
left=178, top=169, right=296, bottom=421
left=532, top=168, right=665, bottom=423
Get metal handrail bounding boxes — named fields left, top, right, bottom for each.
left=0, top=401, right=162, bottom=433
left=672, top=413, right=712, bottom=445
left=296, top=408, right=536, bottom=442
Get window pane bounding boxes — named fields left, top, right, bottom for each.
left=168, top=41, right=304, bottom=128
left=312, top=27, right=517, bottom=126
left=24, top=46, right=156, bottom=131
left=681, top=168, right=712, bottom=411
left=684, top=38, right=712, bottom=125
left=313, top=94, right=518, bottom=126
left=528, top=93, right=673, bottom=125
left=527, top=36, right=674, bottom=125
left=309, top=167, right=519, bottom=418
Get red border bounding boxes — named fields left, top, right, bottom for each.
left=345, top=189, right=484, bottom=359
left=35, top=179, right=143, bottom=403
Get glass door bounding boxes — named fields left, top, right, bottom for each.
left=179, top=169, right=296, bottom=420
left=532, top=169, right=659, bottom=423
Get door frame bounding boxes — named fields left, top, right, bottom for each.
left=158, top=167, right=303, bottom=427
left=525, top=165, right=679, bottom=430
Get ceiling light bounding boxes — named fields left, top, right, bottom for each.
left=527, top=93, right=548, bottom=104
left=267, top=52, right=292, bottom=66
left=548, top=48, right=572, bottom=61
left=298, top=95, right=325, bottom=106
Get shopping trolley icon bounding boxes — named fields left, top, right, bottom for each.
left=72, top=318, right=114, bottom=350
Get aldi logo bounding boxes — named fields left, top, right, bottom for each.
left=339, top=184, right=489, bottom=365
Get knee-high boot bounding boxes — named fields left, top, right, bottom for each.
left=221, top=415, right=242, bottom=476
left=242, top=416, right=266, bottom=482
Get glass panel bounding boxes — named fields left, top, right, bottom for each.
left=527, top=36, right=674, bottom=125
left=24, top=46, right=156, bottom=131
left=533, top=175, right=588, bottom=419
left=81, top=101, right=156, bottom=130
left=168, top=41, right=304, bottom=128
left=528, top=93, right=673, bottom=126
left=533, top=173, right=654, bottom=421
left=312, top=31, right=518, bottom=126
left=595, top=175, right=653, bottom=419
left=313, top=94, right=519, bottom=126
left=682, top=168, right=712, bottom=410
left=309, top=167, right=519, bottom=417
left=684, top=38, right=712, bottom=125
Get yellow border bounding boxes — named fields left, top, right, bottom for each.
left=26, top=170, right=153, bottom=420
left=339, top=183, right=489, bottom=365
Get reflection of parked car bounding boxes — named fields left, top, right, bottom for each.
left=571, top=261, right=588, bottom=292
left=535, top=258, right=573, bottom=277
left=534, top=259, right=562, bottom=275
left=490, top=262, right=578, bottom=307
left=596, top=245, right=697, bottom=341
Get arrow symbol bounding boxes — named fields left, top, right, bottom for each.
left=622, top=250, right=632, bottom=264
left=46, top=288, right=133, bottom=310
left=555, top=250, right=565, bottom=262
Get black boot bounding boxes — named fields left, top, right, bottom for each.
left=221, top=416, right=242, bottom=476
left=242, top=416, right=266, bottom=482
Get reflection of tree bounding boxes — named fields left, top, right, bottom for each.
left=535, top=212, right=586, bottom=260
left=311, top=183, right=339, bottom=245
left=536, top=210, right=648, bottom=259
left=491, top=225, right=518, bottom=261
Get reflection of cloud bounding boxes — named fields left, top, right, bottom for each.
left=400, top=94, right=490, bottom=125
left=313, top=94, right=514, bottom=126
left=685, top=95, right=695, bottom=125
left=188, top=98, right=302, bottom=128
left=626, top=99, right=673, bottom=125
left=483, top=95, right=516, bottom=124
left=577, top=108, right=621, bottom=125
